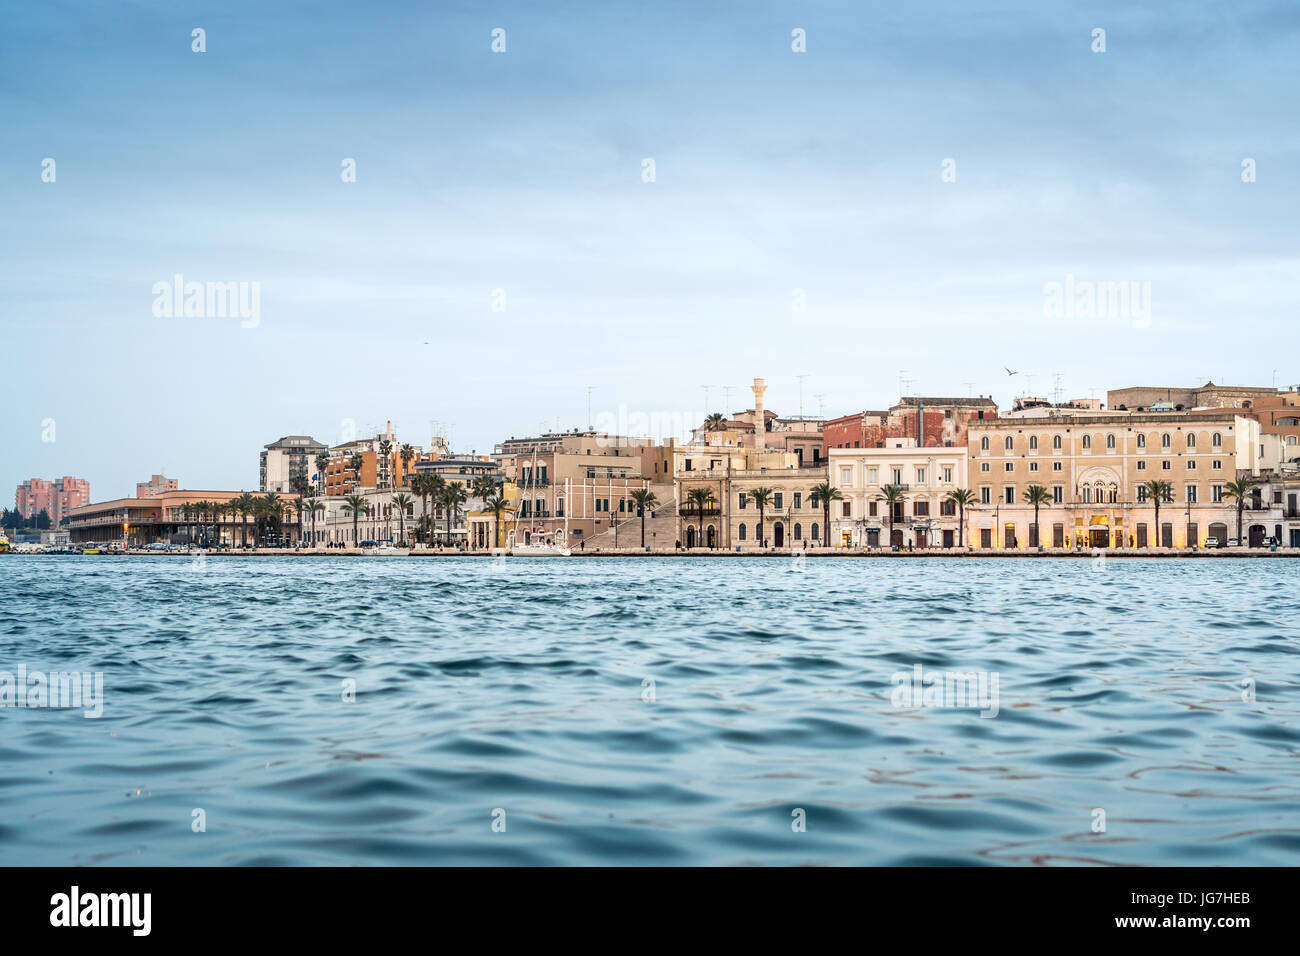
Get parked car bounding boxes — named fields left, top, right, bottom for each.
left=1227, top=537, right=1240, bottom=547
left=1204, top=536, right=1219, bottom=548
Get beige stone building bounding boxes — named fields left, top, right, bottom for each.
left=675, top=379, right=829, bottom=550
left=828, top=439, right=968, bottom=549
left=965, top=411, right=1262, bottom=549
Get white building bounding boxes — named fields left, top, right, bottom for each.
left=828, top=438, right=968, bottom=549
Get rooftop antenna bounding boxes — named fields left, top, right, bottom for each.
left=898, top=370, right=914, bottom=396
left=814, top=393, right=826, bottom=419
left=796, top=374, right=809, bottom=419
left=702, top=384, right=714, bottom=411
left=961, top=381, right=975, bottom=397
left=721, top=385, right=736, bottom=415
left=1052, top=372, right=1063, bottom=405
left=1025, top=373, right=1036, bottom=395
left=586, top=385, right=596, bottom=430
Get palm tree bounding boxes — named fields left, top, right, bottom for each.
left=234, top=493, right=256, bottom=548
left=424, top=474, right=446, bottom=545
left=342, top=494, right=369, bottom=547
left=309, top=498, right=325, bottom=547
left=378, top=439, right=393, bottom=489
left=391, top=492, right=413, bottom=545
left=748, top=487, right=774, bottom=548
left=629, top=488, right=660, bottom=549
left=314, top=452, right=331, bottom=495
left=348, top=453, right=364, bottom=491
left=400, top=443, right=415, bottom=487
left=685, top=487, right=713, bottom=549
left=1022, top=484, right=1051, bottom=548
left=484, top=493, right=513, bottom=549
left=704, top=412, right=726, bottom=433
left=810, top=482, right=842, bottom=549
left=878, top=484, right=907, bottom=549
left=440, top=482, right=467, bottom=545
left=261, top=493, right=283, bottom=546
left=471, top=475, right=497, bottom=502
left=944, top=488, right=976, bottom=548
left=1141, top=479, right=1174, bottom=547
left=1222, top=478, right=1260, bottom=547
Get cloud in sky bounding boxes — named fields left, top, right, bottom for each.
left=3, top=0, right=1299, bottom=496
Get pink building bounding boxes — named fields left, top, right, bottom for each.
left=136, top=474, right=178, bottom=498
left=15, top=477, right=91, bottom=526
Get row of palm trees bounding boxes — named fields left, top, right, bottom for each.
left=175, top=492, right=306, bottom=548
left=676, top=475, right=1266, bottom=551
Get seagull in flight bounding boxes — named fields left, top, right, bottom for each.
left=1004, top=367, right=1019, bottom=376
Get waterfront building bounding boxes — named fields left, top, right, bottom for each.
left=14, top=476, right=91, bottom=526
left=66, top=490, right=293, bottom=547
left=260, top=435, right=328, bottom=493
left=135, top=474, right=178, bottom=498
left=964, top=411, right=1262, bottom=549
left=323, top=422, right=421, bottom=495
left=827, top=438, right=967, bottom=549
left=492, top=429, right=671, bottom=548
left=675, top=379, right=828, bottom=549
left=466, top=480, right=519, bottom=550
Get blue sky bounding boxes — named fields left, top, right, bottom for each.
left=3, top=0, right=1298, bottom=499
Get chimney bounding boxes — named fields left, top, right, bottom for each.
left=752, top=378, right=767, bottom=453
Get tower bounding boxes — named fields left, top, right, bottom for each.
left=752, top=378, right=767, bottom=453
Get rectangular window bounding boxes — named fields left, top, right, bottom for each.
left=1029, top=462, right=1038, bottom=472
left=1162, top=461, right=1171, bottom=470
left=1004, top=486, right=1015, bottom=504
left=892, top=468, right=903, bottom=485
left=840, top=467, right=852, bottom=484
left=1052, top=486, right=1063, bottom=503
left=841, top=502, right=851, bottom=517
left=1052, top=461, right=1062, bottom=472
left=739, top=494, right=747, bottom=509
left=1212, top=485, right=1224, bottom=502
left=793, top=493, right=802, bottom=508
left=774, top=493, right=783, bottom=509
left=1186, top=486, right=1198, bottom=503
left=1187, top=460, right=1196, bottom=470
left=980, top=487, right=991, bottom=504
left=1212, top=460, right=1222, bottom=470
left=868, top=467, right=878, bottom=484
left=1004, top=462, right=1014, bottom=472
left=981, top=462, right=990, bottom=473
left=915, top=468, right=925, bottom=484
left=869, top=501, right=878, bottom=516
left=1137, top=460, right=1146, bottom=471
left=943, top=466, right=952, bottom=483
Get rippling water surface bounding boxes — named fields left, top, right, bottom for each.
left=2, top=555, right=1298, bottom=866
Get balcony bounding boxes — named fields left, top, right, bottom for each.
left=680, top=507, right=722, bottom=517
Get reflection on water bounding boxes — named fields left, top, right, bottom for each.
left=1, top=556, right=1297, bottom=865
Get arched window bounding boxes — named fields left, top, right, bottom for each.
left=1187, top=433, right=1196, bottom=449
left=811, top=523, right=820, bottom=540
left=1029, top=435, right=1038, bottom=450
left=1109, top=483, right=1118, bottom=503
left=980, top=437, right=989, bottom=451
left=1137, top=434, right=1146, bottom=448
left=1005, top=436, right=1014, bottom=451
left=1161, top=433, right=1171, bottom=448
left=738, top=523, right=747, bottom=540
left=1082, top=486, right=1091, bottom=503
left=1083, top=435, right=1091, bottom=449
left=1052, top=435, right=1062, bottom=450
left=1212, top=432, right=1222, bottom=447
left=1106, top=434, right=1115, bottom=449
left=794, top=523, right=802, bottom=540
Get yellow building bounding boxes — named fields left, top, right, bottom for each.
left=466, top=480, right=518, bottom=550
left=965, top=411, right=1262, bottom=549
